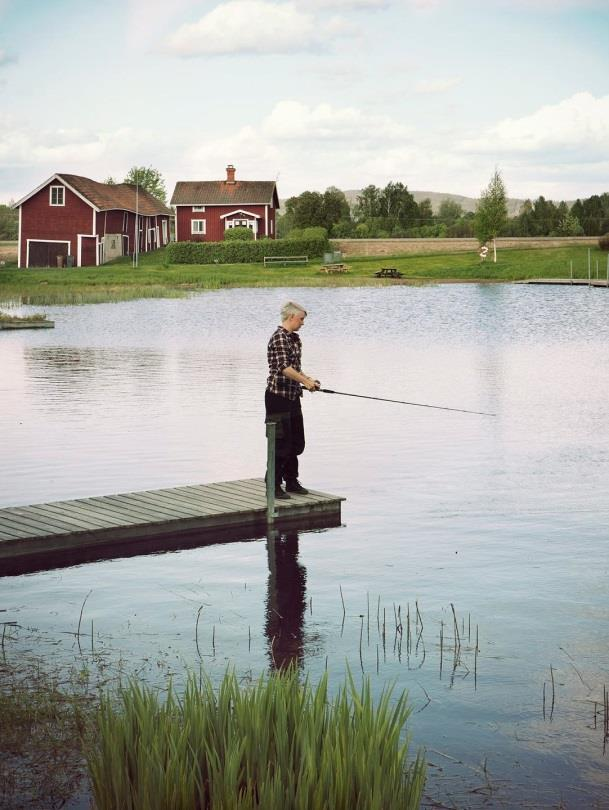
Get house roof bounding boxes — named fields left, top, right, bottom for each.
left=60, top=174, right=172, bottom=215
left=171, top=180, right=279, bottom=208
left=13, top=173, right=172, bottom=216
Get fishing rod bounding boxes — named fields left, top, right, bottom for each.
left=309, top=387, right=495, bottom=416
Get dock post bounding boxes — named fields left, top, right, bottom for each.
left=265, top=421, right=277, bottom=524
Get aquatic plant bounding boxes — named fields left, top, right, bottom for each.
left=87, top=667, right=426, bottom=810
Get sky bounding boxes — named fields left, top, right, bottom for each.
left=1, top=0, right=609, bottom=205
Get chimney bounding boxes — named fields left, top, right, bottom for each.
left=226, top=164, right=236, bottom=184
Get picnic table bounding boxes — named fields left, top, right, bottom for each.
left=374, top=267, right=403, bottom=278
left=319, top=263, right=349, bottom=274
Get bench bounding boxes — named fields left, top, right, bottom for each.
left=263, top=255, right=308, bottom=267
left=319, top=263, right=349, bottom=274
left=374, top=267, right=403, bottom=278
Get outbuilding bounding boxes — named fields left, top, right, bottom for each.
left=171, top=165, right=279, bottom=242
left=13, top=174, right=173, bottom=268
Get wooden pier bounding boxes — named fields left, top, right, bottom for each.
left=0, top=479, right=344, bottom=574
left=516, top=278, right=609, bottom=287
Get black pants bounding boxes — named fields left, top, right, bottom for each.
left=265, top=390, right=305, bottom=484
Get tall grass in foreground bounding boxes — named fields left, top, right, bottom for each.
left=87, top=668, right=425, bottom=810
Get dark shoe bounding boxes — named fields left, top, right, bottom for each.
left=285, top=480, right=309, bottom=495
left=275, top=487, right=291, bottom=500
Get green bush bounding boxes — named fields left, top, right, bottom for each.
left=598, top=233, right=609, bottom=251
left=166, top=236, right=328, bottom=264
left=302, top=226, right=328, bottom=241
left=87, top=668, right=426, bottom=810
left=224, top=226, right=254, bottom=241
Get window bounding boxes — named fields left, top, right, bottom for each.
left=192, top=206, right=205, bottom=212
left=50, top=185, right=65, bottom=206
left=270, top=220, right=273, bottom=235
left=191, top=220, right=206, bottom=234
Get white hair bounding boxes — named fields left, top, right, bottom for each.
left=281, top=301, right=307, bottom=321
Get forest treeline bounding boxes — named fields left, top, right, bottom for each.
left=277, top=184, right=609, bottom=240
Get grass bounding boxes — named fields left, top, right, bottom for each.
left=0, top=244, right=607, bottom=305
left=88, top=667, right=425, bottom=810
left=0, top=311, right=49, bottom=322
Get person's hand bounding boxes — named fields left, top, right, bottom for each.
left=304, top=377, right=319, bottom=392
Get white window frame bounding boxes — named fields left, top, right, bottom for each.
left=50, top=185, right=65, bottom=206
left=162, top=220, right=168, bottom=244
left=192, top=205, right=205, bottom=212
left=191, top=219, right=206, bottom=235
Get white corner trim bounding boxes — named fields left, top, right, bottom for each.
left=17, top=206, right=22, bottom=267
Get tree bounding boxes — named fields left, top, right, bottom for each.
left=417, top=198, right=434, bottom=225
left=104, top=176, right=117, bottom=185
left=438, top=199, right=463, bottom=226
left=0, top=202, right=18, bottom=240
left=557, top=210, right=584, bottom=236
left=321, top=187, right=351, bottom=232
left=354, top=185, right=381, bottom=221
left=124, top=166, right=167, bottom=203
left=475, top=169, right=508, bottom=262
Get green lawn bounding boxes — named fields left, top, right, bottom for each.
left=1, top=245, right=606, bottom=305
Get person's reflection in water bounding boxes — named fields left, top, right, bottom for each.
left=265, top=530, right=307, bottom=670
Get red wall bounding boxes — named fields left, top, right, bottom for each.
left=176, top=204, right=276, bottom=242
left=20, top=182, right=94, bottom=266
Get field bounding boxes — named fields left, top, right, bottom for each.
left=1, top=243, right=607, bottom=305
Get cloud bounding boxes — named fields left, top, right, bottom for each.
left=166, top=0, right=333, bottom=56
left=0, top=47, right=16, bottom=66
left=414, top=76, right=461, bottom=94
left=261, top=99, right=412, bottom=141
left=459, top=92, right=609, bottom=159
left=301, top=0, right=389, bottom=8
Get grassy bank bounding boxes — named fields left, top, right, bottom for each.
left=0, top=653, right=425, bottom=810
left=0, top=244, right=606, bottom=305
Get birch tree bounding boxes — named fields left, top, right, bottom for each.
left=475, top=169, right=508, bottom=262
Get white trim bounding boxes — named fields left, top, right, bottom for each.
left=13, top=174, right=99, bottom=211
left=191, top=219, right=206, bottom=235
left=162, top=219, right=168, bottom=244
left=93, top=209, right=96, bottom=236
left=26, top=238, right=71, bottom=268
left=192, top=205, right=205, bottom=212
left=17, top=206, right=22, bottom=268
left=265, top=205, right=268, bottom=236
left=49, top=185, right=65, bottom=206
left=122, top=234, right=129, bottom=256
left=219, top=209, right=260, bottom=219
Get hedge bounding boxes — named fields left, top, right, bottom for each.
left=166, top=237, right=329, bottom=264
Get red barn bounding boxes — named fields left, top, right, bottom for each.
left=13, top=174, right=173, bottom=268
left=171, top=165, right=279, bottom=242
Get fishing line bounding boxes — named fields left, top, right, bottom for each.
left=311, top=387, right=495, bottom=417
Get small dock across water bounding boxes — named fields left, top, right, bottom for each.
left=516, top=279, right=609, bottom=287
left=0, top=479, right=344, bottom=573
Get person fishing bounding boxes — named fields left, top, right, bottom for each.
left=266, top=301, right=320, bottom=499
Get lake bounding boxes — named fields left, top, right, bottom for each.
left=1, top=283, right=609, bottom=808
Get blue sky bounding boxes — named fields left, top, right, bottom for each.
left=1, top=0, right=609, bottom=204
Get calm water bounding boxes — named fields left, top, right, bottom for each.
left=1, top=284, right=609, bottom=808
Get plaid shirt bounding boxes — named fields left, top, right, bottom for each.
left=267, top=326, right=303, bottom=400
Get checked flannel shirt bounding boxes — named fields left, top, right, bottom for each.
left=267, top=326, right=303, bottom=400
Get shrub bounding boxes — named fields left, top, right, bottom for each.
left=87, top=668, right=426, bottom=810
left=302, top=226, right=328, bottom=241
left=224, top=226, right=254, bottom=241
left=166, top=236, right=329, bottom=264
left=598, top=233, right=609, bottom=251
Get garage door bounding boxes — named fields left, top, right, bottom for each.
left=28, top=241, right=69, bottom=268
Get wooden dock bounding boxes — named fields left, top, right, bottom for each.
left=516, top=278, right=609, bottom=287
left=0, top=479, right=344, bottom=574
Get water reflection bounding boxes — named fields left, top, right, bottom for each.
left=265, top=530, right=307, bottom=670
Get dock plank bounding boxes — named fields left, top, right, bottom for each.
left=0, top=478, right=345, bottom=568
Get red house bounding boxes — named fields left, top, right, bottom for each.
left=13, top=174, right=173, bottom=268
left=171, top=165, right=279, bottom=242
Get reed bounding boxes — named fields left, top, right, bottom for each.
left=87, top=667, right=426, bottom=810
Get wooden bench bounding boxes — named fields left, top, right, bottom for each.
left=374, top=267, right=403, bottom=278
left=319, top=263, right=349, bottom=274
left=263, top=255, right=308, bottom=267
